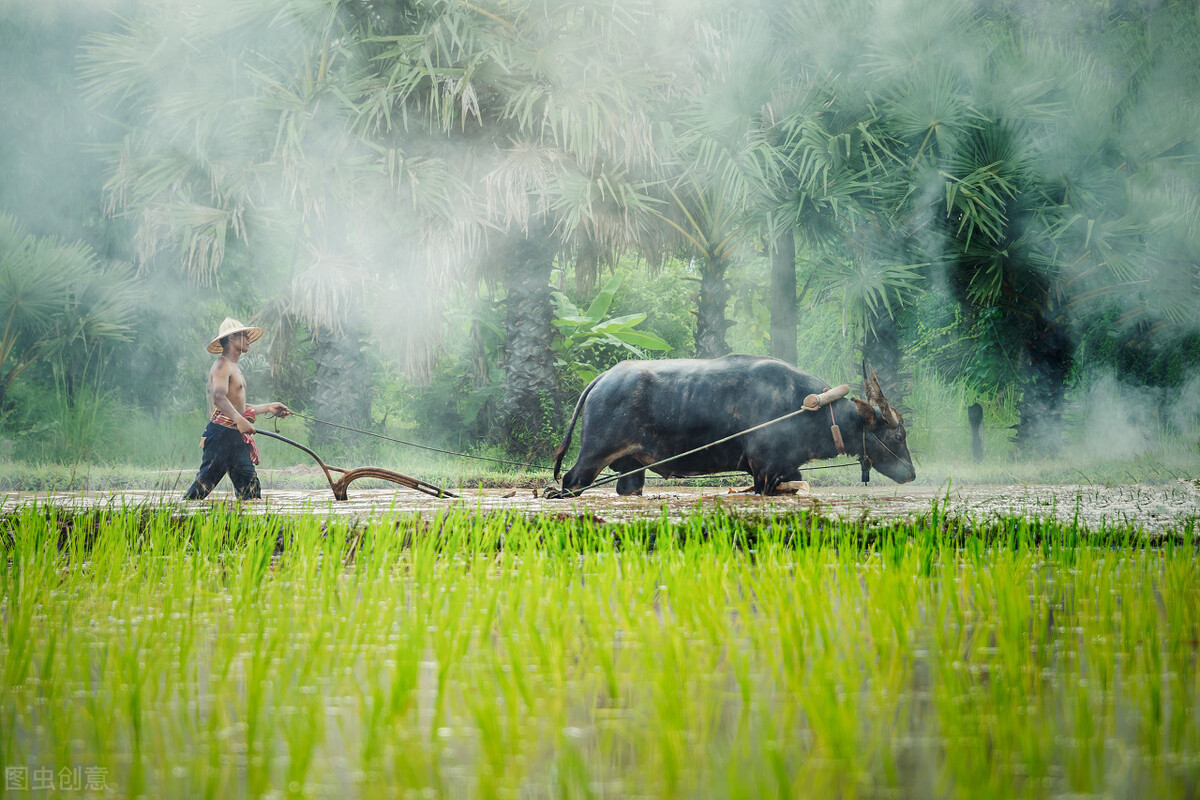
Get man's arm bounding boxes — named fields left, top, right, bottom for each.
left=247, top=401, right=291, bottom=418
left=210, top=361, right=256, bottom=435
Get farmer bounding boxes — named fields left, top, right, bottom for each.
left=183, top=317, right=290, bottom=501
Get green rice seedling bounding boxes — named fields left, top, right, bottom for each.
left=2, top=502, right=1198, bottom=797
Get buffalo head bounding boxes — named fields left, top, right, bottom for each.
left=851, top=363, right=916, bottom=483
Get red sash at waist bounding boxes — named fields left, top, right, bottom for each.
left=210, top=407, right=260, bottom=465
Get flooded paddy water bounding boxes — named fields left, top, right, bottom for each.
left=3, top=478, right=1197, bottom=535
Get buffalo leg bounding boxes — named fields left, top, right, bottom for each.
left=755, top=466, right=804, bottom=496
left=610, top=457, right=646, bottom=496
left=561, top=455, right=611, bottom=495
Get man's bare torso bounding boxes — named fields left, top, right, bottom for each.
left=209, top=356, right=247, bottom=412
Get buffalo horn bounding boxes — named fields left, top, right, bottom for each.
left=862, top=361, right=898, bottom=428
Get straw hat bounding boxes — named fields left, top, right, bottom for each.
left=207, top=317, right=264, bottom=354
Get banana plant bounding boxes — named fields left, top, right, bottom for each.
left=552, top=272, right=671, bottom=383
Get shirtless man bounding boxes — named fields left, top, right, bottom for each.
left=183, top=317, right=290, bottom=500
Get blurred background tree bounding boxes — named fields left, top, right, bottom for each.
left=0, top=0, right=1195, bottom=467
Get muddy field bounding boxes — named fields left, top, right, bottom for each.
left=3, top=479, right=1197, bottom=535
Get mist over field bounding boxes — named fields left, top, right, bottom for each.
left=0, top=0, right=1197, bottom=480
left=4, top=7, right=1200, bottom=796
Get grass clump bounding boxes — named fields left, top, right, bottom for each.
left=1, top=504, right=1198, bottom=798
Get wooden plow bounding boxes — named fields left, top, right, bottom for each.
left=256, top=430, right=456, bottom=500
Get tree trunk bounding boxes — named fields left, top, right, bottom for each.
left=769, top=226, right=797, bottom=365
left=499, top=227, right=561, bottom=456
left=574, top=237, right=601, bottom=297
left=694, top=253, right=733, bottom=359
left=307, top=326, right=375, bottom=454
left=1012, top=314, right=1073, bottom=453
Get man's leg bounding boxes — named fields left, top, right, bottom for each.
left=183, top=424, right=230, bottom=500
left=228, top=442, right=262, bottom=500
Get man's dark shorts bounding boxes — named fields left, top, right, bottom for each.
left=183, top=421, right=261, bottom=500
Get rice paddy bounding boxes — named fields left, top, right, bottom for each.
left=2, top=500, right=1198, bottom=798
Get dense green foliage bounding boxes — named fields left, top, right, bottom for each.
left=0, top=0, right=1197, bottom=466
left=2, top=504, right=1198, bottom=797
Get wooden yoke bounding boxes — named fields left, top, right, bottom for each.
left=800, top=384, right=851, bottom=455
left=802, top=384, right=851, bottom=410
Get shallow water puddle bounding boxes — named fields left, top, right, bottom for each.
left=2, top=480, right=1196, bottom=534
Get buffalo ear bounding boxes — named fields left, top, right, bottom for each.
left=852, top=398, right=876, bottom=426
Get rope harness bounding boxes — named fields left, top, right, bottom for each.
left=867, top=429, right=913, bottom=472
left=826, top=401, right=874, bottom=484
left=828, top=402, right=845, bottom=454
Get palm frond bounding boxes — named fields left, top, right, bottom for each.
left=882, top=61, right=984, bottom=169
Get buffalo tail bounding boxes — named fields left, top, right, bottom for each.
left=553, top=374, right=602, bottom=481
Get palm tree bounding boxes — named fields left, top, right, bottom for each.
left=355, top=0, right=672, bottom=450
left=770, top=86, right=920, bottom=383
left=863, top=0, right=1200, bottom=448
left=735, top=0, right=930, bottom=382
left=80, top=0, right=468, bottom=439
left=645, top=8, right=793, bottom=358
left=755, top=4, right=873, bottom=367
left=0, top=213, right=137, bottom=415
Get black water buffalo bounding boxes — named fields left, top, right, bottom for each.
left=552, top=354, right=916, bottom=496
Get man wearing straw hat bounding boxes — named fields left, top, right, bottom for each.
left=184, top=317, right=291, bottom=500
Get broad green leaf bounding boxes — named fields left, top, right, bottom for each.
left=582, top=272, right=623, bottom=323
left=607, top=329, right=672, bottom=350
left=596, top=313, right=648, bottom=328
